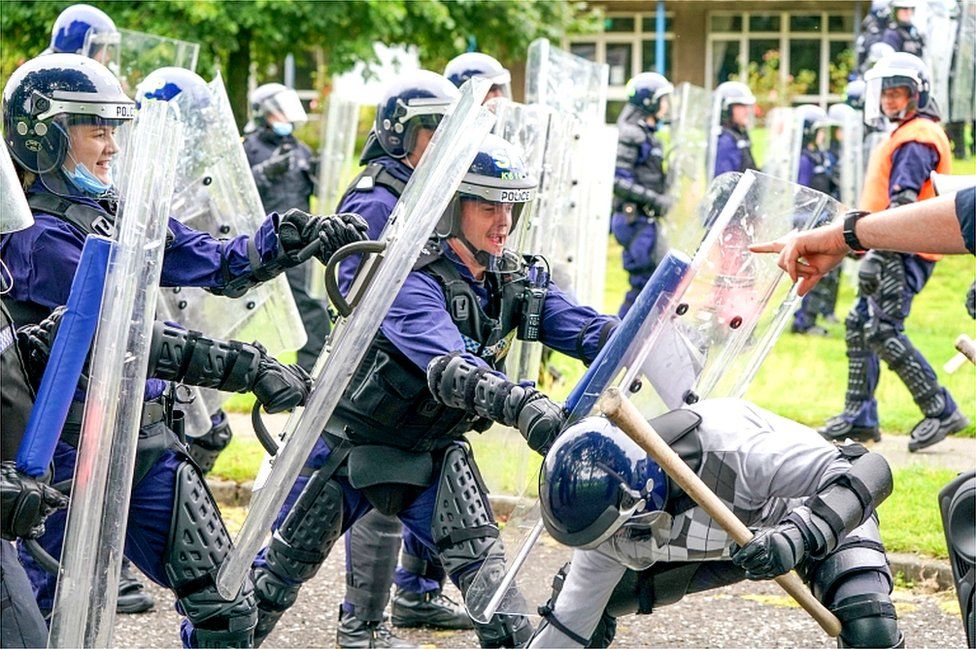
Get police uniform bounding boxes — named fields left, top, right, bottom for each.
left=793, top=147, right=839, bottom=333
left=881, top=21, right=925, bottom=58
left=249, top=238, right=618, bottom=646
left=531, top=399, right=901, bottom=649
left=610, top=118, right=669, bottom=317
left=713, top=125, right=757, bottom=178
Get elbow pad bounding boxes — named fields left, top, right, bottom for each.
left=791, top=450, right=893, bottom=559
left=148, top=321, right=261, bottom=394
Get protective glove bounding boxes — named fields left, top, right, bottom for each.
left=17, top=306, right=68, bottom=389
left=278, top=208, right=369, bottom=265
left=967, top=281, right=975, bottom=320
left=857, top=252, right=883, bottom=296
left=730, top=520, right=808, bottom=580
left=250, top=344, right=312, bottom=414
left=0, top=462, right=69, bottom=541
left=649, top=192, right=674, bottom=217
left=514, top=390, right=566, bottom=455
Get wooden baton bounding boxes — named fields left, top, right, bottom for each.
left=598, top=387, right=843, bottom=638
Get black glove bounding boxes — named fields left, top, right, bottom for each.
left=17, top=306, right=68, bottom=389
left=649, top=192, right=674, bottom=217
left=251, top=346, right=312, bottom=414
left=730, top=520, right=808, bottom=580
left=258, top=153, right=291, bottom=180
left=967, top=281, right=975, bottom=320
left=514, top=390, right=566, bottom=455
left=857, top=253, right=883, bottom=296
left=278, top=209, right=369, bottom=265
left=0, top=462, right=69, bottom=541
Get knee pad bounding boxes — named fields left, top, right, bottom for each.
left=805, top=538, right=892, bottom=604
left=165, top=462, right=256, bottom=647
left=833, top=593, right=903, bottom=648
left=187, top=411, right=234, bottom=474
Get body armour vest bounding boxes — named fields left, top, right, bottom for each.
left=328, top=247, right=532, bottom=451
left=801, top=148, right=834, bottom=196
left=722, top=126, right=757, bottom=172
left=612, top=123, right=666, bottom=213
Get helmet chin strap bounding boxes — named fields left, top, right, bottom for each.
left=457, top=231, right=494, bottom=269
left=0, top=259, right=14, bottom=295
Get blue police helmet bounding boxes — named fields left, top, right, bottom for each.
left=435, top=133, right=537, bottom=241
left=845, top=79, right=866, bottom=110
left=374, top=70, right=459, bottom=159
left=135, top=67, right=210, bottom=110
left=50, top=4, right=118, bottom=55
left=444, top=52, right=511, bottom=97
left=626, top=72, right=674, bottom=117
left=3, top=53, right=134, bottom=175
left=795, top=104, right=829, bottom=144
left=540, top=416, right=668, bottom=550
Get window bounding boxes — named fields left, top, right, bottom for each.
left=565, top=10, right=675, bottom=101
left=707, top=10, right=856, bottom=107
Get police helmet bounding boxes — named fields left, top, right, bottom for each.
left=3, top=53, right=134, bottom=176
left=540, top=416, right=668, bottom=550
left=845, top=78, right=867, bottom=110
left=249, top=82, right=307, bottom=128
left=375, top=70, right=459, bottom=159
left=626, top=72, right=673, bottom=118
left=795, top=104, right=829, bottom=146
left=863, top=52, right=930, bottom=123
left=49, top=4, right=119, bottom=57
left=436, top=134, right=537, bottom=270
left=715, top=81, right=756, bottom=124
left=135, top=67, right=210, bottom=109
left=444, top=52, right=511, bottom=99
left=890, top=0, right=917, bottom=22
left=865, top=42, right=896, bottom=70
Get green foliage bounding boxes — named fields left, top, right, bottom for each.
left=1, top=1, right=597, bottom=125
left=877, top=465, right=957, bottom=558
left=733, top=49, right=815, bottom=115
left=828, top=47, right=855, bottom=95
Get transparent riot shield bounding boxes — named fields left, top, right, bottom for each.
left=0, top=142, right=32, bottom=233
left=950, top=2, right=975, bottom=123
left=214, top=79, right=496, bottom=600
left=524, top=39, right=613, bottom=308
left=829, top=104, right=865, bottom=208
left=47, top=100, right=183, bottom=648
left=464, top=170, right=844, bottom=622
left=916, top=0, right=960, bottom=114
left=762, top=107, right=801, bottom=183
left=160, top=73, right=305, bottom=436
left=97, top=28, right=200, bottom=97
left=665, top=83, right=713, bottom=253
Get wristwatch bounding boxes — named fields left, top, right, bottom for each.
left=842, top=210, right=870, bottom=252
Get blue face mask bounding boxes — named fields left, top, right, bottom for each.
left=63, top=162, right=113, bottom=197
left=271, top=122, right=294, bottom=137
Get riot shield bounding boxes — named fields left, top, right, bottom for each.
left=524, top=38, right=614, bottom=308
left=828, top=104, right=865, bottom=208
left=90, top=28, right=200, bottom=97
left=762, top=107, right=801, bottom=183
left=47, top=100, right=183, bottom=647
left=916, top=0, right=960, bottom=115
left=214, top=79, right=496, bottom=600
left=665, top=83, right=713, bottom=253
left=160, top=73, right=305, bottom=436
left=464, top=170, right=844, bottom=622
left=950, top=1, right=975, bottom=123
left=0, top=142, right=32, bottom=233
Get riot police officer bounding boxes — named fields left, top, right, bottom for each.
left=1, top=53, right=365, bottom=647
left=881, top=0, right=925, bottom=57
left=712, top=81, right=758, bottom=177
left=821, top=52, right=968, bottom=451
left=249, top=134, right=620, bottom=648
left=611, top=73, right=674, bottom=317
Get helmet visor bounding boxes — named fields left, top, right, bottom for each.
left=81, top=30, right=121, bottom=73
left=265, top=88, right=308, bottom=124
left=36, top=114, right=131, bottom=199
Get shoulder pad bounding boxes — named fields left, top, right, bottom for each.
left=617, top=123, right=646, bottom=146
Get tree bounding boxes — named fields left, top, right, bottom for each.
left=1, top=0, right=598, bottom=127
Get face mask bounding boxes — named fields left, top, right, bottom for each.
left=63, top=161, right=113, bottom=197
left=271, top=122, right=294, bottom=137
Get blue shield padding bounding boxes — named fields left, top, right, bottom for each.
left=17, top=235, right=112, bottom=477
left=565, top=251, right=689, bottom=422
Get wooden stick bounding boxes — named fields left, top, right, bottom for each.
left=598, top=387, right=843, bottom=638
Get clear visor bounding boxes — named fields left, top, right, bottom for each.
left=37, top=114, right=131, bottom=201
left=398, top=97, right=453, bottom=125
left=1, top=144, right=33, bottom=233
left=81, top=31, right=121, bottom=73
left=266, top=89, right=308, bottom=124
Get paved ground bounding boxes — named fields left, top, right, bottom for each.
left=115, top=528, right=967, bottom=648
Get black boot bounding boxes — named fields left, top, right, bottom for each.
left=336, top=606, right=417, bottom=649
left=391, top=587, right=473, bottom=630
left=117, top=557, right=155, bottom=614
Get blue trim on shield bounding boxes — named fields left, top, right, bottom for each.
left=17, top=235, right=111, bottom=477
left=564, top=252, right=690, bottom=422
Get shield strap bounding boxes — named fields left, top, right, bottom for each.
left=26, top=193, right=116, bottom=238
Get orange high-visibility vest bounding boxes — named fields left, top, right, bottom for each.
left=860, top=115, right=951, bottom=262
